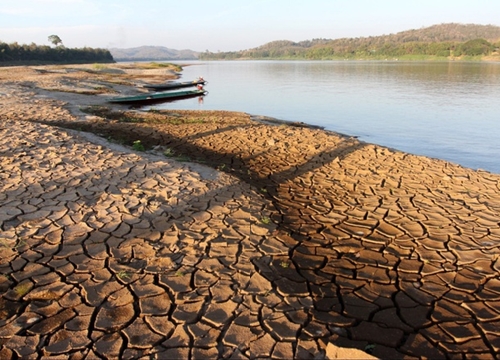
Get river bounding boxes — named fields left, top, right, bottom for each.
left=146, top=60, right=500, bottom=174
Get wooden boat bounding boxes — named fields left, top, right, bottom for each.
left=107, top=89, right=207, bottom=104
left=143, top=79, right=207, bottom=91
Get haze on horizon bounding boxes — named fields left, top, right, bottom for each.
left=1, top=0, right=499, bottom=52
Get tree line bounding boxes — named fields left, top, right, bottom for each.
left=0, top=42, right=115, bottom=65
left=200, top=38, right=499, bottom=61
left=200, top=23, right=500, bottom=60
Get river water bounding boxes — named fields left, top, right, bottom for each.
left=147, top=60, right=500, bottom=174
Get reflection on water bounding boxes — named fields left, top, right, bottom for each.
left=150, top=61, right=500, bottom=173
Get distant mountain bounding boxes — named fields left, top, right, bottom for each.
left=109, top=46, right=199, bottom=61
left=199, top=23, right=500, bottom=60
left=364, top=23, right=500, bottom=43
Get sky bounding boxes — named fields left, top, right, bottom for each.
left=1, top=0, right=500, bottom=52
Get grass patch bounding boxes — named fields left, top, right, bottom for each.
left=80, top=105, right=112, bottom=117
left=0, top=239, right=11, bottom=249
left=137, top=62, right=183, bottom=72
left=119, top=116, right=143, bottom=123
left=14, top=282, right=33, bottom=297
left=92, top=63, right=108, bottom=70
left=107, top=136, right=128, bottom=146
left=116, top=270, right=130, bottom=280
left=92, top=86, right=114, bottom=94
left=279, top=261, right=290, bottom=268
left=163, top=148, right=175, bottom=157
left=260, top=216, right=272, bottom=225
left=1, top=238, right=27, bottom=250
left=132, top=140, right=145, bottom=151
left=365, top=344, right=376, bottom=354
left=174, top=155, right=192, bottom=162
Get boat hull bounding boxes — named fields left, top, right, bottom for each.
left=143, top=80, right=207, bottom=91
left=107, top=89, right=207, bottom=105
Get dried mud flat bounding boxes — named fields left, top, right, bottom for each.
left=1, top=63, right=500, bottom=359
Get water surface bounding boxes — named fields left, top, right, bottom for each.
left=148, top=61, right=500, bottom=174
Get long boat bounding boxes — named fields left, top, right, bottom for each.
left=143, top=79, right=207, bottom=91
left=107, top=89, right=207, bottom=104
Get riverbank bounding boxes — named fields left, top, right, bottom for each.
left=144, top=60, right=500, bottom=174
left=1, top=63, right=500, bottom=359
left=200, top=54, right=500, bottom=61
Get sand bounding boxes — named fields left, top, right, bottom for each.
left=1, top=63, right=500, bottom=359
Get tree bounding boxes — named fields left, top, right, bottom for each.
left=48, top=35, right=63, bottom=47
left=455, top=38, right=493, bottom=56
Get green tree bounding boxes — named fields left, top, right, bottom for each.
left=48, top=35, right=63, bottom=47
left=455, top=38, right=493, bottom=56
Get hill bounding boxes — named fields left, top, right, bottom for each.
left=109, top=46, right=198, bottom=61
left=199, top=23, right=500, bottom=60
left=359, top=23, right=500, bottom=43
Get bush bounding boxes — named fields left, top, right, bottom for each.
left=455, top=38, right=493, bottom=56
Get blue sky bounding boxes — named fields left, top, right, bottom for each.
left=1, top=0, right=499, bottom=51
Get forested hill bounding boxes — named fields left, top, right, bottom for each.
left=199, top=23, right=500, bottom=60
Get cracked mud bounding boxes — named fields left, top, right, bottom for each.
left=1, top=64, right=500, bottom=359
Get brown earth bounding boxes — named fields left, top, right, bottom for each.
left=1, top=63, right=500, bottom=359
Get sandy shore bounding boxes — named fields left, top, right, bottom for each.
left=1, top=63, right=500, bottom=359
